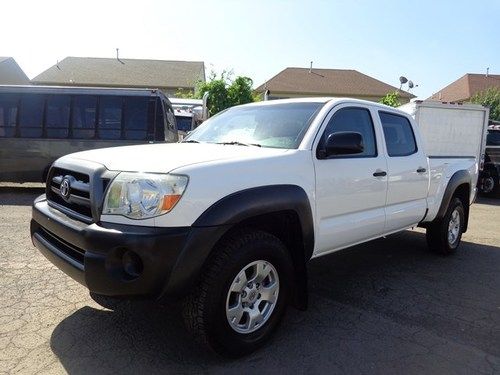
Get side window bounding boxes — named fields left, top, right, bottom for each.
left=379, top=112, right=417, bottom=157
left=318, top=107, right=377, bottom=157
left=0, top=94, right=18, bottom=138
left=19, top=94, right=44, bottom=138
left=72, top=95, right=97, bottom=139
left=487, top=131, right=500, bottom=146
left=123, top=96, right=148, bottom=140
left=98, top=96, right=122, bottom=139
left=46, top=95, right=70, bottom=138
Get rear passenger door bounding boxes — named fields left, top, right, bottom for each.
left=313, top=105, right=388, bottom=255
left=378, top=111, right=428, bottom=231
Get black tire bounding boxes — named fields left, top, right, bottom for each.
left=479, top=175, right=498, bottom=197
left=183, top=229, right=293, bottom=357
left=426, top=197, right=465, bottom=255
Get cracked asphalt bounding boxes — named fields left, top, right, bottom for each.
left=1, top=185, right=499, bottom=374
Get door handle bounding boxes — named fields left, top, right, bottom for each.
left=373, top=170, right=387, bottom=177
left=416, top=167, right=427, bottom=173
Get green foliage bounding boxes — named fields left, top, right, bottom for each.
left=177, top=71, right=256, bottom=116
left=470, top=87, right=500, bottom=121
left=379, top=91, right=401, bottom=107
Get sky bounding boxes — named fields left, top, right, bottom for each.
left=1, top=0, right=499, bottom=99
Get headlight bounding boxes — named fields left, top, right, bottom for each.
left=102, top=173, right=188, bottom=219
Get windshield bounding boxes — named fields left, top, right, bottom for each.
left=183, top=102, right=323, bottom=149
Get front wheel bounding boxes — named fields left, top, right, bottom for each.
left=426, top=197, right=465, bottom=255
left=183, top=229, right=293, bottom=357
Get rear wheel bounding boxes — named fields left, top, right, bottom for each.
left=480, top=175, right=498, bottom=196
left=426, top=197, right=465, bottom=255
left=183, top=229, right=293, bottom=357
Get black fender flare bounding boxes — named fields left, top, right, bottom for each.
left=160, top=185, right=314, bottom=305
left=435, top=169, right=471, bottom=230
left=193, top=184, right=314, bottom=258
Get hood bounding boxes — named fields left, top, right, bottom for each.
left=60, top=143, right=289, bottom=173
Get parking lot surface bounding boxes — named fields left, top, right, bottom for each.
left=0, top=185, right=499, bottom=374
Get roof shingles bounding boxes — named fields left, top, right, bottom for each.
left=32, top=57, right=205, bottom=89
left=256, top=67, right=413, bottom=98
left=429, top=73, right=500, bottom=102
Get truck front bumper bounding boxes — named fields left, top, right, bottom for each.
left=30, top=195, right=224, bottom=299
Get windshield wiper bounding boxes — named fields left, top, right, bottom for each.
left=182, top=139, right=200, bottom=143
left=216, top=141, right=261, bottom=147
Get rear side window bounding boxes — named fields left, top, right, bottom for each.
left=487, top=130, right=500, bottom=146
left=123, top=96, right=148, bottom=140
left=379, top=112, right=417, bottom=157
left=319, top=107, right=377, bottom=157
left=46, top=95, right=70, bottom=138
left=0, top=94, right=18, bottom=137
left=19, top=94, right=44, bottom=138
left=72, top=95, right=97, bottom=139
left=99, top=96, right=122, bottom=139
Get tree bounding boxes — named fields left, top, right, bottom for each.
left=379, top=91, right=401, bottom=107
left=176, top=71, right=256, bottom=116
left=470, top=87, right=500, bottom=121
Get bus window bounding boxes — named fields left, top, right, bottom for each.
left=0, top=94, right=18, bottom=138
left=46, top=95, right=70, bottom=138
left=19, top=94, right=44, bottom=138
left=72, top=95, right=97, bottom=139
left=98, top=96, right=122, bottom=139
left=124, top=96, right=148, bottom=140
left=154, top=97, right=165, bottom=141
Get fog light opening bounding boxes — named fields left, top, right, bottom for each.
left=122, top=250, right=143, bottom=280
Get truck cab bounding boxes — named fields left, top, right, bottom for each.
left=30, top=98, right=486, bottom=357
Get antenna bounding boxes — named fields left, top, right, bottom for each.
left=309, top=61, right=313, bottom=73
left=116, top=48, right=120, bottom=61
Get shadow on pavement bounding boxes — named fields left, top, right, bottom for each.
left=475, top=196, right=500, bottom=206
left=50, top=230, right=500, bottom=374
left=0, top=186, right=45, bottom=206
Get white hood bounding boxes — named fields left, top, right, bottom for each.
left=60, top=143, right=289, bottom=173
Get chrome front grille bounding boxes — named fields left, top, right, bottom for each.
left=46, top=167, right=93, bottom=222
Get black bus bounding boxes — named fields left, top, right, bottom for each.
left=0, top=85, right=178, bottom=182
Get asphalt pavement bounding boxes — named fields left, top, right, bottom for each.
left=0, top=185, right=499, bottom=374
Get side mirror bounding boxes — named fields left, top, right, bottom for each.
left=324, top=131, right=364, bottom=158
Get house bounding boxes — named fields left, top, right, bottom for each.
left=32, top=57, right=205, bottom=96
left=429, top=73, right=500, bottom=102
left=256, top=67, right=414, bottom=103
left=0, top=57, right=30, bottom=85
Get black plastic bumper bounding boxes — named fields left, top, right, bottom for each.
left=31, top=195, right=223, bottom=299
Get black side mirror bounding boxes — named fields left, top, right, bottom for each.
left=323, top=131, right=364, bottom=158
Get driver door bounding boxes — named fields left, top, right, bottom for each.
left=313, top=105, right=388, bottom=256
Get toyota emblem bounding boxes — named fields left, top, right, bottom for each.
left=60, top=178, right=70, bottom=199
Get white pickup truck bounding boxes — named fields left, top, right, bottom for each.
left=30, top=98, right=486, bottom=357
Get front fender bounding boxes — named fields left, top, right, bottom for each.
left=160, top=184, right=314, bottom=299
